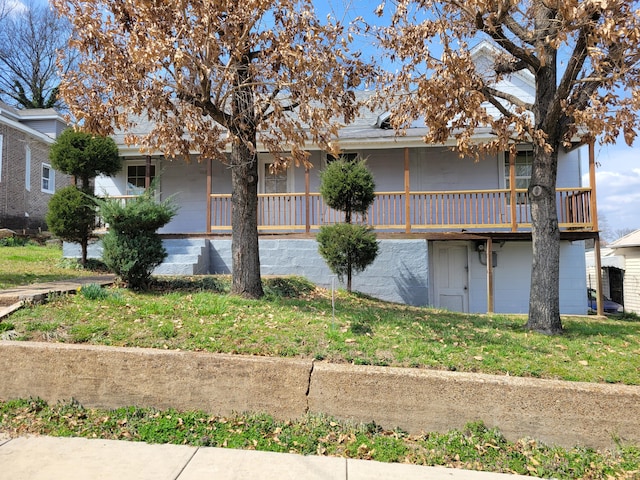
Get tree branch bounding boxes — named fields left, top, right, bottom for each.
left=483, top=85, right=533, bottom=112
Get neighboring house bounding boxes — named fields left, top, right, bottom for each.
left=585, top=246, right=625, bottom=309
left=85, top=41, right=596, bottom=313
left=0, top=102, right=70, bottom=231
left=601, top=230, right=640, bottom=313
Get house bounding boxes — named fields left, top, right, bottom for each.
left=82, top=42, right=596, bottom=314
left=0, top=102, right=70, bottom=231
left=585, top=246, right=625, bottom=310
left=596, top=230, right=640, bottom=314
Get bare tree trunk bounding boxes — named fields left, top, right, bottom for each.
left=230, top=143, right=263, bottom=298
left=229, top=55, right=264, bottom=299
left=525, top=145, right=563, bottom=334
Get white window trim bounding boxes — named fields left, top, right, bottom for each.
left=41, top=163, right=55, bottom=194
left=25, top=145, right=31, bottom=191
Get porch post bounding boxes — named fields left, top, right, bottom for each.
left=588, top=141, right=599, bottom=232
left=206, top=157, right=212, bottom=234
left=593, top=234, right=604, bottom=316
left=589, top=140, right=604, bottom=315
left=509, top=150, right=517, bottom=232
left=305, top=166, right=310, bottom=233
left=145, top=155, right=152, bottom=190
left=404, top=147, right=410, bottom=233
left=486, top=238, right=494, bottom=313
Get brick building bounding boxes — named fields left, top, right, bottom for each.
left=0, top=103, right=70, bottom=231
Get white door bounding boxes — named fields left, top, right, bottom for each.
left=434, top=243, right=469, bottom=312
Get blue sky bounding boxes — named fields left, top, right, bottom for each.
left=24, top=0, right=639, bottom=237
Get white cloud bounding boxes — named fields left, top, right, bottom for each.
left=584, top=142, right=640, bottom=235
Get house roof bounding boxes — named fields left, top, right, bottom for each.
left=112, top=40, right=537, bottom=156
left=0, top=102, right=61, bottom=144
left=609, top=229, right=640, bottom=249
left=585, top=247, right=625, bottom=269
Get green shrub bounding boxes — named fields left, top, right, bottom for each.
left=318, top=158, right=378, bottom=292
left=79, top=283, right=109, bottom=300
left=0, top=237, right=31, bottom=247
left=49, top=129, right=121, bottom=192
left=102, top=231, right=167, bottom=290
left=46, top=186, right=97, bottom=264
left=319, top=158, right=375, bottom=223
left=98, top=190, right=177, bottom=290
left=317, top=223, right=379, bottom=287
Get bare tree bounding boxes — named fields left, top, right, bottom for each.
left=0, top=1, right=73, bottom=109
left=54, top=0, right=370, bottom=298
left=376, top=0, right=640, bottom=334
left=0, top=0, right=16, bottom=23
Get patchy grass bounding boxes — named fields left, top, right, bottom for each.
left=0, top=398, right=638, bottom=479
left=0, top=244, right=103, bottom=289
left=4, top=276, right=640, bottom=385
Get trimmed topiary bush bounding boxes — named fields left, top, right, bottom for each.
left=317, top=157, right=378, bottom=291
left=46, top=186, right=97, bottom=264
left=319, top=158, right=375, bottom=223
left=317, top=223, right=379, bottom=289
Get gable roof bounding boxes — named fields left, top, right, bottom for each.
left=0, top=102, right=66, bottom=144
left=609, top=230, right=640, bottom=249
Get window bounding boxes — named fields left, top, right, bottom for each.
left=41, top=163, right=54, bottom=193
left=127, top=164, right=156, bottom=195
left=25, top=145, right=31, bottom=191
left=0, top=135, right=3, bottom=183
left=263, top=163, right=288, bottom=194
left=505, top=150, right=532, bottom=204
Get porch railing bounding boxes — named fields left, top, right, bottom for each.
left=207, top=187, right=593, bottom=233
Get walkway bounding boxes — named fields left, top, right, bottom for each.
left=0, top=275, right=116, bottom=318
left=0, top=433, right=531, bottom=480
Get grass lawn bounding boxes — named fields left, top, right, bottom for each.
left=1, top=244, right=640, bottom=478
left=3, top=273, right=639, bottom=385
left=0, top=243, right=102, bottom=289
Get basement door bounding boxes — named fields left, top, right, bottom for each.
left=433, top=242, right=469, bottom=312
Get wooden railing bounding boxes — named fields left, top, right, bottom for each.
left=207, top=187, right=593, bottom=233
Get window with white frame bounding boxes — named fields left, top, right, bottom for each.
left=127, top=164, right=156, bottom=195
left=505, top=150, right=532, bottom=204
left=41, top=163, right=54, bottom=193
left=25, top=145, right=31, bottom=191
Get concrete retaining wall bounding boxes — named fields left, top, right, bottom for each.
left=0, top=341, right=310, bottom=420
left=1, top=341, right=638, bottom=450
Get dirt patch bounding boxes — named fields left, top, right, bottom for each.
left=0, top=297, right=20, bottom=307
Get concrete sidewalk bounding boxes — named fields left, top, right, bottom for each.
left=0, top=433, right=532, bottom=480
